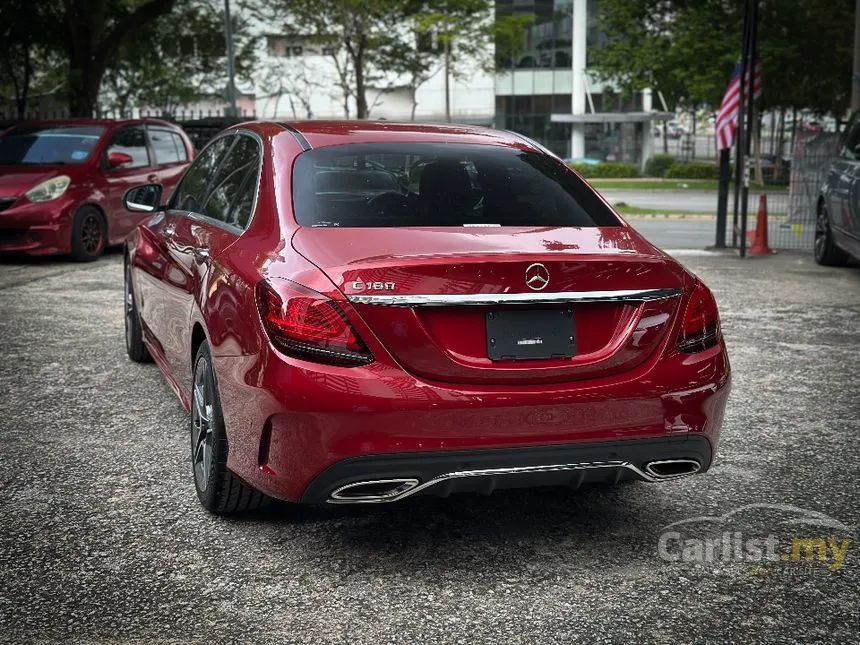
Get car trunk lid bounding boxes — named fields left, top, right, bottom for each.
left=292, top=226, right=688, bottom=385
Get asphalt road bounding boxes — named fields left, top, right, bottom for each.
left=600, top=189, right=785, bottom=215
left=1, top=249, right=859, bottom=644
left=628, top=218, right=721, bottom=249
left=601, top=189, right=720, bottom=213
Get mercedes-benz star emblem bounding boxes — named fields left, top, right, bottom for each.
left=525, top=263, right=550, bottom=291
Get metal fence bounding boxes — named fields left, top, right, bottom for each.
left=730, top=130, right=841, bottom=252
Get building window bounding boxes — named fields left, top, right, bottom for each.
left=496, top=0, right=574, bottom=70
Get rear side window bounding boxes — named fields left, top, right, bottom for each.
left=148, top=127, right=188, bottom=165
left=170, top=135, right=233, bottom=213
left=201, top=135, right=261, bottom=228
left=105, top=126, right=149, bottom=168
left=292, top=143, right=621, bottom=228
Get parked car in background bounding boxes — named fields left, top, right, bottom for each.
left=122, top=120, right=730, bottom=514
left=0, top=119, right=193, bottom=261
left=666, top=121, right=687, bottom=139
left=817, top=111, right=860, bottom=265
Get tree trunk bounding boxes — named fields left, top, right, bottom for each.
left=410, top=85, right=417, bottom=120
left=662, top=122, right=668, bottom=154
left=789, top=107, right=798, bottom=153
left=775, top=107, right=786, bottom=175
left=19, top=43, right=31, bottom=118
left=353, top=36, right=368, bottom=119
left=444, top=38, right=451, bottom=122
left=691, top=111, right=697, bottom=159
left=68, top=58, right=107, bottom=117
left=64, top=0, right=177, bottom=117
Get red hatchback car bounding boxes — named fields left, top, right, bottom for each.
left=122, top=121, right=731, bottom=514
left=0, top=119, right=192, bottom=260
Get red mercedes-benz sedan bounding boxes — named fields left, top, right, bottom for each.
left=0, top=119, right=192, bottom=260
left=122, top=121, right=730, bottom=514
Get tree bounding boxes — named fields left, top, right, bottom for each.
left=253, top=55, right=325, bottom=118
left=101, top=0, right=258, bottom=116
left=267, top=0, right=410, bottom=119
left=592, top=0, right=854, bottom=117
left=60, top=0, right=179, bottom=116
left=592, top=0, right=737, bottom=113
left=261, top=0, right=523, bottom=120
left=374, top=0, right=494, bottom=120
left=0, top=0, right=63, bottom=117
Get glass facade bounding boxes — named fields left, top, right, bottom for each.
left=495, top=94, right=572, bottom=156
left=495, top=0, right=649, bottom=163
left=496, top=0, right=573, bottom=70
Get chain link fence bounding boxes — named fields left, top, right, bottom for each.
left=730, top=130, right=841, bottom=252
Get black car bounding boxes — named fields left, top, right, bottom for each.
left=817, top=113, right=860, bottom=265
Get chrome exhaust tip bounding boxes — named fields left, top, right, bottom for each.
left=329, top=478, right=420, bottom=503
left=643, top=459, right=701, bottom=480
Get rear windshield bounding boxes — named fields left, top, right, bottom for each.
left=0, top=125, right=105, bottom=165
left=292, top=143, right=621, bottom=228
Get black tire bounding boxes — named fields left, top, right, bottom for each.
left=814, top=203, right=850, bottom=266
left=124, top=259, right=151, bottom=363
left=191, top=341, right=270, bottom=514
left=70, top=206, right=106, bottom=262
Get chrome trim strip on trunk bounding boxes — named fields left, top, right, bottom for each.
left=346, top=288, right=681, bottom=307
left=326, top=458, right=700, bottom=504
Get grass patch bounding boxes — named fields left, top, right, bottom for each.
left=613, top=204, right=713, bottom=217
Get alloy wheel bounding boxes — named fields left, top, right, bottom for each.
left=80, top=213, right=103, bottom=254
left=191, top=358, right=215, bottom=491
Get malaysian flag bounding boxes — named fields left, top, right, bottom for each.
left=716, top=59, right=762, bottom=150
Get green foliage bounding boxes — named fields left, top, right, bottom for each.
left=570, top=162, right=641, bottom=178
left=592, top=0, right=854, bottom=115
left=644, top=153, right=676, bottom=178
left=493, top=14, right=536, bottom=71
left=664, top=162, right=720, bottom=180
left=102, top=0, right=258, bottom=115
left=0, top=0, right=64, bottom=117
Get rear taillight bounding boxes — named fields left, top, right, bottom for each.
left=256, top=280, right=373, bottom=367
left=677, top=281, right=721, bottom=353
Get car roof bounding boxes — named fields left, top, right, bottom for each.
left=270, top=120, right=533, bottom=151
left=6, top=118, right=181, bottom=130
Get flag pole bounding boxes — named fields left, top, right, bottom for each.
left=732, top=0, right=752, bottom=250
left=714, top=150, right=730, bottom=248
left=739, top=0, right=759, bottom=258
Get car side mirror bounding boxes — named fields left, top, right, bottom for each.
left=124, top=184, right=164, bottom=213
left=107, top=151, right=134, bottom=168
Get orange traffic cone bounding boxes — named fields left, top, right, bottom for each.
left=747, top=194, right=775, bottom=256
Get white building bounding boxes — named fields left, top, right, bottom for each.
left=252, top=34, right=496, bottom=125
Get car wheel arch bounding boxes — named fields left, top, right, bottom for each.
left=78, top=202, right=109, bottom=237
left=191, top=322, right=207, bottom=372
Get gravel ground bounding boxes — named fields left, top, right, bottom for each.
left=1, top=248, right=859, bottom=644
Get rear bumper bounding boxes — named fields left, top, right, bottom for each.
left=301, top=436, right=712, bottom=504
left=214, top=340, right=730, bottom=503
left=0, top=197, right=78, bottom=255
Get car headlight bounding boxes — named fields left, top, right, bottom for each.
left=25, top=175, right=71, bottom=203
